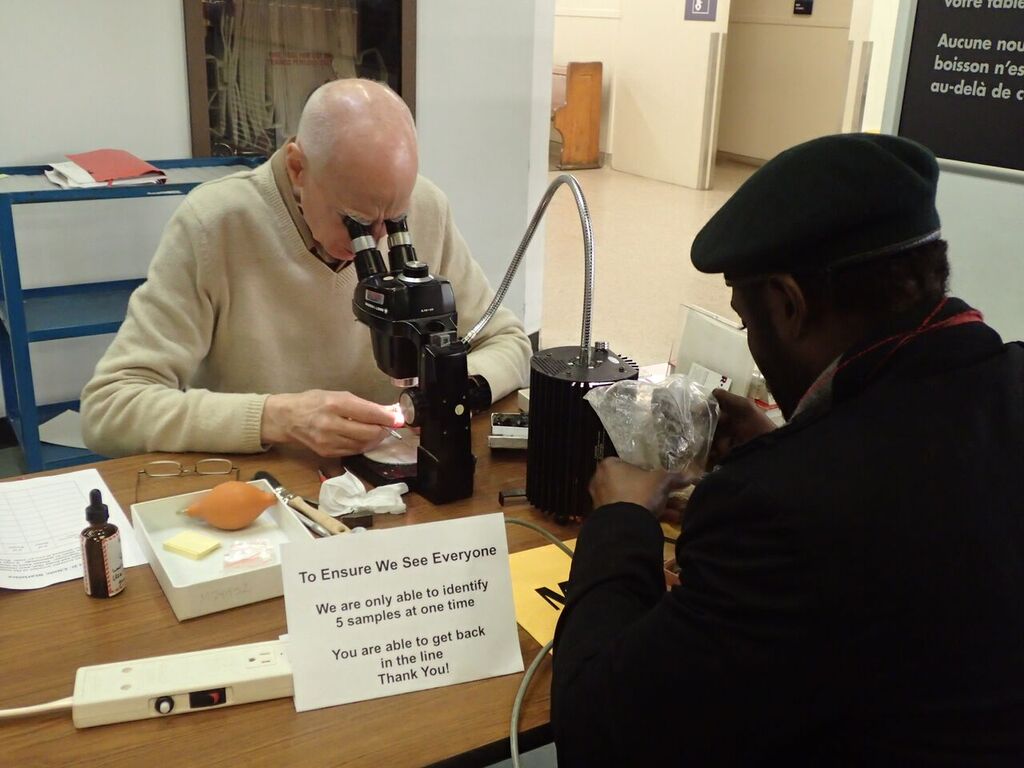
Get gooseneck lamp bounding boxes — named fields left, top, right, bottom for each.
left=349, top=175, right=636, bottom=518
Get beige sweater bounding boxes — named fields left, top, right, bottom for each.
left=81, top=158, right=531, bottom=457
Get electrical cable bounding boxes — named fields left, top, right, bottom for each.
left=503, top=518, right=574, bottom=767
left=0, top=696, right=72, bottom=721
left=505, top=517, right=574, bottom=557
left=510, top=640, right=555, bottom=768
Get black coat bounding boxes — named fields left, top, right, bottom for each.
left=552, top=299, right=1024, bottom=767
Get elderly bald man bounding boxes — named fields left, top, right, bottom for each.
left=81, top=80, right=531, bottom=458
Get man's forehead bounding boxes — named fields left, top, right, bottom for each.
left=335, top=202, right=409, bottom=225
left=325, top=175, right=412, bottom=224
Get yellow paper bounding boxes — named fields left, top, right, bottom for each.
left=508, top=539, right=576, bottom=647
left=163, top=530, right=221, bottom=560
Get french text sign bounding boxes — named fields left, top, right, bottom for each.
left=280, top=513, right=523, bottom=711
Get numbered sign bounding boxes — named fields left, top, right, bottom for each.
left=685, top=0, right=718, bottom=22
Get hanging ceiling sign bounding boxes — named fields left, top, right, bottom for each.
left=685, top=0, right=718, bottom=22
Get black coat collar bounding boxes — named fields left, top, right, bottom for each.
left=829, top=297, right=999, bottom=406
left=722, top=297, right=1003, bottom=464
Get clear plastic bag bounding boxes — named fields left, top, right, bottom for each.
left=584, top=374, right=720, bottom=476
left=222, top=539, right=276, bottom=571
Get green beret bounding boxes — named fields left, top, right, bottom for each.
left=691, top=133, right=941, bottom=278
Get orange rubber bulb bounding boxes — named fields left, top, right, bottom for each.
left=184, top=481, right=277, bottom=531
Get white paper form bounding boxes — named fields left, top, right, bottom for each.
left=38, top=409, right=88, bottom=449
left=0, top=468, right=147, bottom=590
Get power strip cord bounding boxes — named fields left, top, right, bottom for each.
left=0, top=696, right=72, bottom=720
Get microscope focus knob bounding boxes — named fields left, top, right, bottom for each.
left=401, top=261, right=430, bottom=280
left=399, top=388, right=426, bottom=428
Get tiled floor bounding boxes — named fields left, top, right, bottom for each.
left=540, top=159, right=753, bottom=368
left=489, top=743, right=558, bottom=768
left=0, top=445, right=23, bottom=478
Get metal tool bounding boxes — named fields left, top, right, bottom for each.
left=291, top=509, right=331, bottom=538
left=302, top=496, right=374, bottom=529
left=253, top=471, right=349, bottom=535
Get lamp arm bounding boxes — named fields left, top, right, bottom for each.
left=461, top=174, right=596, bottom=365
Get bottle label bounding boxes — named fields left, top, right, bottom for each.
left=81, top=536, right=92, bottom=596
left=103, top=533, right=126, bottom=596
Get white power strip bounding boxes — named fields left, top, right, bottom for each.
left=72, top=639, right=293, bottom=728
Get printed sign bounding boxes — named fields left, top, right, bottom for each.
left=685, top=0, right=718, bottom=22
left=280, top=513, right=523, bottom=711
left=508, top=539, right=576, bottom=646
left=898, top=1, right=1024, bottom=172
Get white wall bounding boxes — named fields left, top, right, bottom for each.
left=0, top=1, right=192, bottom=165
left=936, top=175, right=1024, bottom=342
left=841, top=0, right=874, bottom=133
left=553, top=0, right=620, bottom=154
left=0, top=0, right=192, bottom=415
left=717, top=0, right=853, bottom=162
left=416, top=1, right=553, bottom=336
left=611, top=0, right=732, bottom=189
left=881, top=0, right=1024, bottom=343
left=862, top=0, right=900, bottom=132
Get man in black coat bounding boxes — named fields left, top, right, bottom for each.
left=551, top=133, right=1024, bottom=766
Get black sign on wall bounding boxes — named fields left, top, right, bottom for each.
left=898, top=3, right=1024, bottom=173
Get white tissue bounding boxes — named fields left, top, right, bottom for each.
left=318, top=471, right=409, bottom=516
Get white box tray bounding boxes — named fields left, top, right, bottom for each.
left=131, top=479, right=312, bottom=621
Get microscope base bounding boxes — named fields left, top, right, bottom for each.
left=342, top=449, right=475, bottom=505
left=343, top=455, right=419, bottom=489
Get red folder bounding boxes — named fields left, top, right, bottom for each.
left=65, top=149, right=164, bottom=183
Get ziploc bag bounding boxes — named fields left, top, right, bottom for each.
left=584, top=374, right=720, bottom=476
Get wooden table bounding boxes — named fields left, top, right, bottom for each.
left=0, top=399, right=576, bottom=767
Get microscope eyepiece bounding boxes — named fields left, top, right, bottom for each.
left=344, top=215, right=385, bottom=280
left=343, top=214, right=372, bottom=238
left=343, top=215, right=377, bottom=252
left=385, top=216, right=416, bottom=271
left=384, top=217, right=409, bottom=235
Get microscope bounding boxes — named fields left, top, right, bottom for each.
left=347, top=174, right=635, bottom=520
left=346, top=217, right=491, bottom=504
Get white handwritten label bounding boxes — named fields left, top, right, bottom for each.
left=280, top=513, right=523, bottom=711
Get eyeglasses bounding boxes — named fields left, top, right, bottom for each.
left=134, top=458, right=239, bottom=504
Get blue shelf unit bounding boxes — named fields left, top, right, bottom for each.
left=0, top=156, right=263, bottom=472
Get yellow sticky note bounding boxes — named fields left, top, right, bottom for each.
left=163, top=530, right=221, bottom=560
left=508, top=539, right=576, bottom=647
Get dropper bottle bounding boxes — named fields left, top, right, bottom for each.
left=80, top=489, right=126, bottom=598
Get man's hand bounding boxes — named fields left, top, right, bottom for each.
left=589, top=458, right=692, bottom=519
left=708, top=388, right=776, bottom=466
left=261, top=390, right=404, bottom=457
